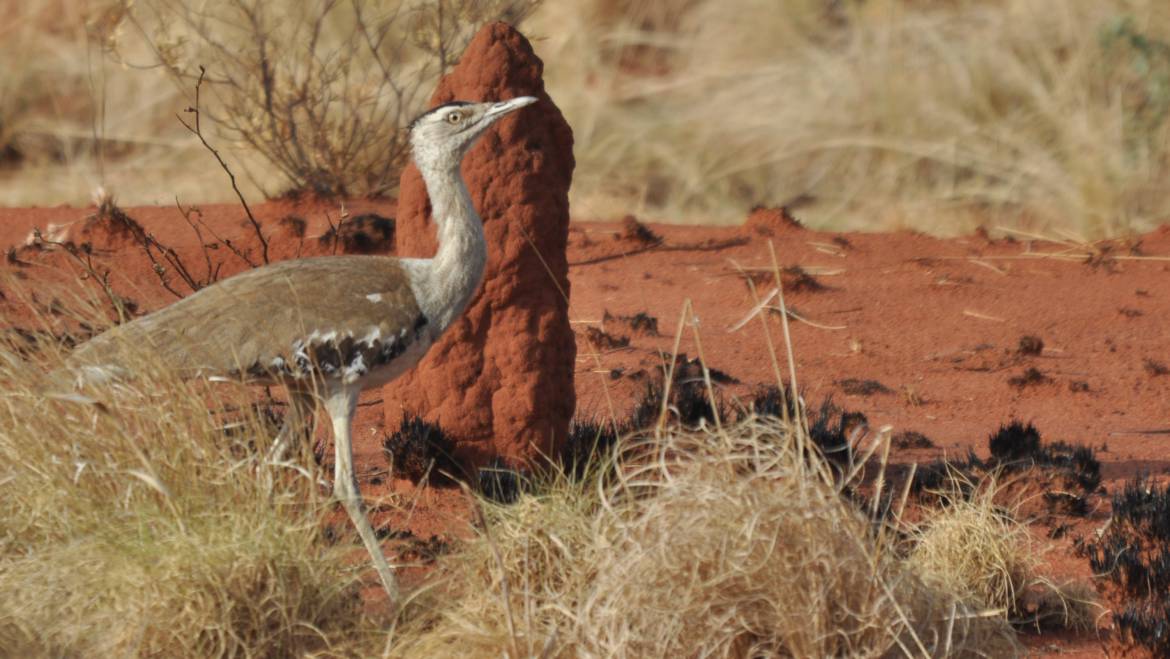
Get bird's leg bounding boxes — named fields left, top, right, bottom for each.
left=268, top=385, right=316, bottom=463
left=324, top=385, right=400, bottom=605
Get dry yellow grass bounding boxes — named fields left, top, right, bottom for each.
left=912, top=486, right=1037, bottom=617
left=533, top=0, right=1170, bottom=236
left=391, top=418, right=1026, bottom=657
left=910, top=477, right=1103, bottom=633
left=0, top=0, right=1162, bottom=237
left=0, top=259, right=1099, bottom=655
left=0, top=306, right=387, bottom=656
left=0, top=1, right=252, bottom=206
left=0, top=303, right=1096, bottom=655
left=0, top=0, right=533, bottom=205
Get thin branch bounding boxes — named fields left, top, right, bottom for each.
left=34, top=231, right=132, bottom=324
left=93, top=199, right=218, bottom=297
left=177, top=65, right=270, bottom=264
left=182, top=202, right=258, bottom=269
left=569, top=236, right=750, bottom=267
left=175, top=197, right=216, bottom=284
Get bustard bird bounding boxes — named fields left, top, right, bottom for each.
left=66, top=96, right=539, bottom=604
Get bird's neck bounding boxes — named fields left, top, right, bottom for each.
left=419, top=162, right=486, bottom=332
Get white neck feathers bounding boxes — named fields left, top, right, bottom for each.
left=411, top=162, right=487, bottom=333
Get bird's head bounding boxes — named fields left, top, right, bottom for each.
left=408, top=96, right=538, bottom=172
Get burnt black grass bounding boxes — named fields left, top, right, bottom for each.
left=383, top=414, right=461, bottom=484
left=1078, top=477, right=1170, bottom=655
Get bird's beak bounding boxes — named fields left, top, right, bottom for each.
left=485, top=96, right=538, bottom=121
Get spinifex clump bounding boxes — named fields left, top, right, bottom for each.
left=910, top=422, right=1101, bottom=515
left=383, top=414, right=461, bottom=484
left=1078, top=477, right=1170, bottom=655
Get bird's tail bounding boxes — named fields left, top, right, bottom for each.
left=42, top=362, right=130, bottom=407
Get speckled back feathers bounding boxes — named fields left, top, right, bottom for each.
left=70, top=256, right=428, bottom=384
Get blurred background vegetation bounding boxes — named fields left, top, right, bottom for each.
left=1, top=0, right=1168, bottom=237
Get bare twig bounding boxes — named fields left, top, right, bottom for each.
left=178, top=199, right=257, bottom=269
left=91, top=197, right=223, bottom=297
left=174, top=198, right=224, bottom=286
left=33, top=230, right=132, bottom=324
left=177, top=65, right=270, bottom=265
left=92, top=199, right=191, bottom=298
left=569, top=236, right=749, bottom=267
left=322, top=204, right=351, bottom=256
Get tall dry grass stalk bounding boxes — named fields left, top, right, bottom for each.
left=0, top=305, right=385, bottom=656
left=532, top=0, right=1170, bottom=236
left=392, top=417, right=1022, bottom=657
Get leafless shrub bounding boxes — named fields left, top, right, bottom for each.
left=109, top=0, right=540, bottom=198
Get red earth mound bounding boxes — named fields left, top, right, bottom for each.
left=391, top=22, right=576, bottom=469
left=2, top=200, right=1168, bottom=656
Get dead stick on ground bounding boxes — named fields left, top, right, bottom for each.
left=177, top=65, right=269, bottom=265
left=569, top=237, right=749, bottom=267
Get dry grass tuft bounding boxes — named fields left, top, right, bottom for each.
left=0, top=313, right=385, bottom=656
left=912, top=485, right=1037, bottom=616
left=911, top=477, right=1101, bottom=632
left=394, top=417, right=1021, bottom=657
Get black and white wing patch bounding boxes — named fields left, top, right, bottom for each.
left=243, top=315, right=430, bottom=383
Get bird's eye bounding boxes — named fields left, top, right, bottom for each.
left=446, top=112, right=462, bottom=124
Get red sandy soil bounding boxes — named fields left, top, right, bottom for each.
left=3, top=200, right=1168, bottom=656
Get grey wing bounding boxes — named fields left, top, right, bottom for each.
left=68, top=257, right=427, bottom=382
